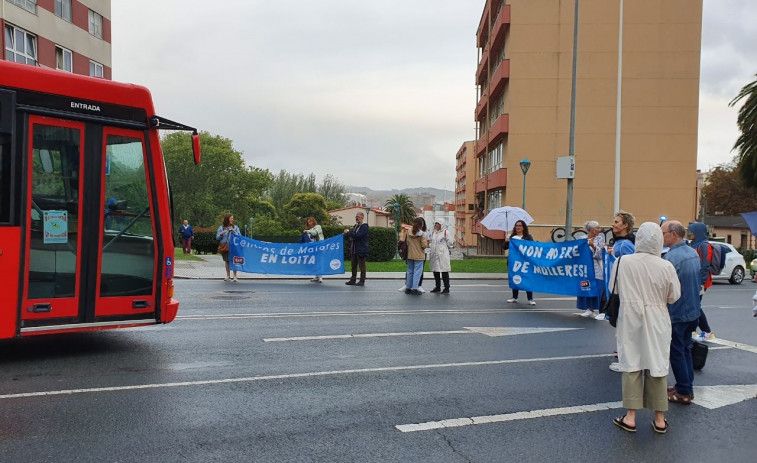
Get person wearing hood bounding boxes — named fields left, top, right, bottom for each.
left=428, top=219, right=453, bottom=294
left=688, top=222, right=715, bottom=340
left=612, top=222, right=681, bottom=435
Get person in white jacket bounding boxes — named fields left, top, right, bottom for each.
left=428, top=219, right=454, bottom=294
left=612, top=222, right=681, bottom=435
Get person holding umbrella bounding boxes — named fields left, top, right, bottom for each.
left=505, top=220, right=536, bottom=305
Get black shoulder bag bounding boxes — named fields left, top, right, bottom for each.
left=603, top=256, right=621, bottom=327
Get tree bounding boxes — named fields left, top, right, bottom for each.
left=265, top=170, right=317, bottom=213
left=700, top=160, right=757, bottom=216
left=162, top=131, right=273, bottom=229
left=282, top=192, right=329, bottom=229
left=730, top=75, right=757, bottom=188
left=384, top=194, right=416, bottom=225
left=317, top=174, right=347, bottom=204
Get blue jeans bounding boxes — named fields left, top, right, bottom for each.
left=406, top=259, right=424, bottom=290
left=670, top=319, right=698, bottom=396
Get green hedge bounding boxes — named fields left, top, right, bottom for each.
left=191, top=225, right=399, bottom=261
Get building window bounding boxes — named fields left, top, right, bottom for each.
left=89, top=60, right=104, bottom=78
left=487, top=190, right=503, bottom=210
left=487, top=143, right=503, bottom=173
left=56, top=46, right=72, bottom=72
left=55, top=0, right=72, bottom=21
left=88, top=10, right=103, bottom=39
left=4, top=24, right=37, bottom=65
left=5, top=0, right=37, bottom=14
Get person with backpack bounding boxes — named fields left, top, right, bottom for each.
left=688, top=222, right=715, bottom=340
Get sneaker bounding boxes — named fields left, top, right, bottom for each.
left=609, top=362, right=622, bottom=372
left=418, top=286, right=425, bottom=293
left=398, top=285, right=407, bottom=292
left=595, top=313, right=608, bottom=321
left=224, top=277, right=229, bottom=282
left=316, top=277, right=323, bottom=283
left=692, top=332, right=705, bottom=341
left=506, top=298, right=517, bottom=303
left=345, top=281, right=356, bottom=285
left=232, top=277, right=239, bottom=282
left=430, top=287, right=441, bottom=293
left=703, top=332, right=715, bottom=340
left=528, top=300, right=536, bottom=306
left=310, top=278, right=319, bottom=282
left=355, top=281, right=365, bottom=286
left=580, top=309, right=594, bottom=317
left=441, top=288, right=450, bottom=294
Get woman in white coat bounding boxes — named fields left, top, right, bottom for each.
left=612, top=222, right=680, bottom=435
left=428, top=219, right=453, bottom=294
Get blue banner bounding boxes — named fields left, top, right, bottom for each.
left=227, top=235, right=345, bottom=275
left=603, top=249, right=617, bottom=296
left=508, top=239, right=598, bottom=297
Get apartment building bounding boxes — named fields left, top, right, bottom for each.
left=471, top=0, right=702, bottom=253
left=454, top=141, right=478, bottom=248
left=1, top=0, right=111, bottom=78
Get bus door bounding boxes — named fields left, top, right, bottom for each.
left=94, top=128, right=157, bottom=318
left=22, top=116, right=85, bottom=322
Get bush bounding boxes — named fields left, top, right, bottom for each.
left=192, top=227, right=219, bottom=254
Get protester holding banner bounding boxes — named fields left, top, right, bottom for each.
left=304, top=217, right=325, bottom=283
left=611, top=222, right=680, bottom=435
left=402, top=217, right=429, bottom=295
left=506, top=220, right=536, bottom=305
left=579, top=220, right=605, bottom=318
left=344, top=212, right=369, bottom=286
left=429, top=219, right=453, bottom=294
left=216, top=213, right=240, bottom=282
left=609, top=211, right=636, bottom=257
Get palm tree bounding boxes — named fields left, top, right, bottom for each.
left=384, top=194, right=416, bottom=226
left=730, top=75, right=757, bottom=188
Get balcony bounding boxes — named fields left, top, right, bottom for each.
left=491, top=4, right=511, bottom=49
left=477, top=6, right=490, bottom=46
left=477, top=48, right=489, bottom=83
left=490, top=59, right=510, bottom=96
left=476, top=94, right=488, bottom=120
left=487, top=167, right=507, bottom=190
left=476, top=133, right=488, bottom=157
left=488, top=113, right=509, bottom=145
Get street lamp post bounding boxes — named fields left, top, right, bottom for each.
left=519, top=158, right=531, bottom=210
left=365, top=204, right=371, bottom=226
left=394, top=202, right=400, bottom=259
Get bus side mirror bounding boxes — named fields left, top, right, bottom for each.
left=191, top=132, right=201, bottom=165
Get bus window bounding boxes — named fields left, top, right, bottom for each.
left=0, top=135, right=9, bottom=223
left=100, top=134, right=154, bottom=297
left=28, top=124, right=82, bottom=300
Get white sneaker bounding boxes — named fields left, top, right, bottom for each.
left=418, top=286, right=425, bottom=293
left=506, top=298, right=517, bottom=303
left=224, top=277, right=230, bottom=282
left=528, top=300, right=536, bottom=306
left=580, top=309, right=594, bottom=317
left=595, top=313, right=607, bottom=321
left=316, top=277, right=323, bottom=283
left=232, top=277, right=239, bottom=282
left=310, top=278, right=319, bottom=282
left=398, top=285, right=407, bottom=292
left=609, top=362, right=622, bottom=372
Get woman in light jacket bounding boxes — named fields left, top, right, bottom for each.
left=612, top=222, right=680, bottom=435
left=216, top=213, right=240, bottom=282
left=304, top=216, right=325, bottom=283
left=402, top=217, right=429, bottom=295
left=428, top=219, right=453, bottom=293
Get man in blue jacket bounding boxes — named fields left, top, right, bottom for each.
left=344, top=211, right=369, bottom=286
left=179, top=219, right=194, bottom=254
left=662, top=220, right=702, bottom=405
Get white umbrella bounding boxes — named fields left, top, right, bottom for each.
left=480, top=206, right=534, bottom=232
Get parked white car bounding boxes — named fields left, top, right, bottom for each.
left=710, top=241, right=746, bottom=285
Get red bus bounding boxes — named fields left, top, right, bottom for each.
left=0, top=60, right=200, bottom=338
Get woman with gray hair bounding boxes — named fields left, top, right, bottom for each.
left=579, top=220, right=605, bottom=318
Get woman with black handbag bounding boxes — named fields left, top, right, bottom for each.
left=611, top=222, right=680, bottom=435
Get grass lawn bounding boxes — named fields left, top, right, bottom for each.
left=173, top=249, right=205, bottom=261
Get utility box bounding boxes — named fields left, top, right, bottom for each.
left=556, top=156, right=575, bottom=179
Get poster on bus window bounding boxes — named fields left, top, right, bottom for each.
left=43, top=210, right=69, bottom=244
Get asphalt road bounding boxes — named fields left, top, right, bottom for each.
left=1, top=279, right=756, bottom=462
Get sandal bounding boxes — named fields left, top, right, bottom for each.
left=613, top=415, right=636, bottom=433
left=668, top=390, right=691, bottom=405
left=652, top=419, right=669, bottom=434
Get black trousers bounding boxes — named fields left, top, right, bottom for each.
left=350, top=254, right=367, bottom=282
left=433, top=271, right=450, bottom=289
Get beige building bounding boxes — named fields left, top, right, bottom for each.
left=2, top=0, right=112, bottom=78
left=470, top=0, right=702, bottom=252
left=454, top=141, right=479, bottom=248
left=329, top=205, right=391, bottom=228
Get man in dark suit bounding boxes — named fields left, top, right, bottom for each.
left=344, top=211, right=369, bottom=286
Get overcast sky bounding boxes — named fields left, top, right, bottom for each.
left=111, top=0, right=756, bottom=191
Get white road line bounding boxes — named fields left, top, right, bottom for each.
left=263, top=327, right=582, bottom=342
left=176, top=308, right=578, bottom=321
left=702, top=337, right=757, bottom=354
left=396, top=401, right=624, bottom=432
left=0, top=353, right=612, bottom=401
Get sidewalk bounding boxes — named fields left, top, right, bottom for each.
left=174, top=253, right=506, bottom=281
